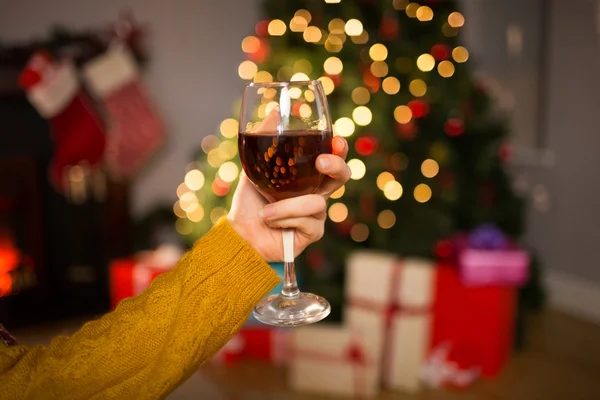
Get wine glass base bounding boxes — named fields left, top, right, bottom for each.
left=252, top=292, right=331, bottom=327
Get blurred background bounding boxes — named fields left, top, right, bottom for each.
left=1, top=0, right=599, bottom=399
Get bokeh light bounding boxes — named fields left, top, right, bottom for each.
left=238, top=61, right=258, bottom=80
left=288, top=87, right=302, bottom=99
left=382, top=77, right=401, bottom=95
left=414, top=183, right=433, bottom=203
left=294, top=59, right=313, bottom=74
left=452, top=46, right=469, bottom=63
left=351, top=30, right=369, bottom=44
left=173, top=201, right=186, bottom=218
left=448, top=12, right=465, bottom=28
left=405, top=2, right=420, bottom=18
left=370, top=61, right=389, bottom=77
left=393, top=0, right=408, bottom=10
left=438, top=60, right=455, bottom=78
left=299, top=104, right=312, bottom=119
left=352, top=106, right=372, bottom=126
left=345, top=19, right=364, bottom=36
left=277, top=66, right=293, bottom=81
left=175, top=218, right=193, bottom=235
left=254, top=71, right=273, bottom=83
left=201, top=134, right=220, bottom=154
left=295, top=9, right=312, bottom=24
left=319, top=76, right=335, bottom=95
left=421, top=159, right=440, bottom=178
left=324, top=57, right=343, bottom=75
left=377, top=172, right=395, bottom=190
left=325, top=35, right=343, bottom=52
left=210, top=207, right=228, bottom=224
left=416, top=6, right=434, bottom=21
left=369, top=43, right=388, bottom=61
left=179, top=192, right=198, bottom=212
left=350, top=223, right=369, bottom=242
left=219, top=140, right=238, bottom=160
left=391, top=152, right=409, bottom=171
left=417, top=54, right=435, bottom=72
left=291, top=72, right=310, bottom=82
left=351, top=87, right=371, bottom=105
left=268, top=19, right=287, bottom=36
left=328, top=18, right=345, bottom=32
left=394, top=105, right=413, bottom=124
left=331, top=185, right=345, bottom=199
left=218, top=161, right=239, bottom=183
left=377, top=209, right=397, bottom=229
left=409, top=79, right=427, bottom=97
left=220, top=118, right=238, bottom=139
left=241, top=36, right=260, bottom=53
left=383, top=180, right=403, bottom=200
left=347, top=159, right=366, bottom=180
left=304, top=89, right=315, bottom=102
left=290, top=16, right=308, bottom=32
left=184, top=169, right=205, bottom=191
left=303, top=26, right=322, bottom=43
left=176, top=183, right=189, bottom=198
left=186, top=204, right=205, bottom=223
left=334, top=117, right=355, bottom=137
left=328, top=202, right=349, bottom=223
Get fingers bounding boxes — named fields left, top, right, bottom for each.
left=316, top=154, right=351, bottom=184
left=260, top=194, right=327, bottom=221
left=332, top=136, right=348, bottom=160
left=265, top=217, right=324, bottom=242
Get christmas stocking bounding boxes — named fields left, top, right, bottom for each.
left=19, top=52, right=106, bottom=193
left=83, top=46, right=164, bottom=180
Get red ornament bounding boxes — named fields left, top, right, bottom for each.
left=212, top=178, right=230, bottom=197
left=355, top=136, right=379, bottom=156
left=379, top=17, right=399, bottom=41
left=363, top=70, right=380, bottom=92
left=499, top=143, right=512, bottom=162
left=255, top=20, right=270, bottom=36
left=431, top=44, right=450, bottom=61
left=444, top=118, right=465, bottom=137
left=435, top=240, right=453, bottom=258
left=396, top=121, right=418, bottom=140
left=408, top=100, right=430, bottom=118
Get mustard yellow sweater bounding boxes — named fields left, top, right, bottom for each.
left=0, top=220, right=280, bottom=399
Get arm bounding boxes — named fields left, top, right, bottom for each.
left=0, top=220, right=280, bottom=400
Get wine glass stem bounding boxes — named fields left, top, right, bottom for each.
left=281, top=229, right=299, bottom=298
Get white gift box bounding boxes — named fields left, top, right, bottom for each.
left=288, top=325, right=378, bottom=398
left=344, top=251, right=435, bottom=393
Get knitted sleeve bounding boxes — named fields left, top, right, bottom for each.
left=0, top=220, right=280, bottom=400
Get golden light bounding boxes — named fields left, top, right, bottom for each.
left=318, top=76, right=335, bottom=95
left=452, top=46, right=469, bottom=63
left=317, top=28, right=328, bottom=45
left=207, top=148, right=224, bottom=168
left=294, top=59, right=313, bottom=74
left=257, top=104, right=267, bottom=119
left=291, top=72, right=310, bottom=82
left=241, top=36, right=260, bottom=53
left=328, top=18, right=345, bottom=32
left=384, top=180, right=403, bottom=200
left=184, top=169, right=205, bottom=191
left=417, top=6, right=434, bottom=21
left=186, top=204, right=205, bottom=223
left=394, top=105, right=413, bottom=124
left=265, top=101, right=279, bottom=116
left=325, top=35, right=343, bottom=52
left=370, top=61, right=389, bottom=77
left=323, top=57, right=344, bottom=75
left=238, top=60, right=258, bottom=80
left=295, top=9, right=312, bottom=24
left=288, top=87, right=302, bottom=99
left=303, top=26, right=322, bottom=43
left=438, top=60, right=455, bottom=78
left=369, top=43, right=388, bottom=61
left=299, top=104, right=312, bottom=119
left=347, top=158, right=366, bottom=180
left=179, top=192, right=198, bottom=212
left=290, top=16, right=308, bottom=32
left=264, top=87, right=277, bottom=99
left=393, top=0, right=408, bottom=10
left=268, top=19, right=287, bottom=36
left=331, top=185, right=345, bottom=199
left=417, top=53, right=435, bottom=72
left=414, top=183, right=432, bottom=203
left=176, top=183, right=189, bottom=198
left=277, top=66, right=293, bottom=81
left=409, top=79, right=427, bottom=97
left=448, top=12, right=465, bottom=28
left=350, top=223, right=369, bottom=242
left=328, top=202, right=349, bottom=223
left=421, top=159, right=439, bottom=178
left=201, top=134, right=220, bottom=153
left=325, top=0, right=341, bottom=3
left=351, top=87, right=371, bottom=105
left=218, top=161, right=239, bottom=183
left=304, top=89, right=315, bottom=102
left=210, top=207, right=228, bottom=224
left=352, top=106, right=372, bottom=126
left=382, top=77, right=401, bottom=95
left=351, top=30, right=369, bottom=44
left=376, top=172, right=395, bottom=190
left=219, top=118, right=238, bottom=139
left=377, top=210, right=397, bottom=229
left=254, top=71, right=273, bottom=83
left=173, top=201, right=186, bottom=218
left=405, top=2, right=420, bottom=18
left=334, top=117, right=355, bottom=137
left=175, top=218, right=193, bottom=235
left=442, top=23, right=459, bottom=37
left=345, top=19, right=363, bottom=36
left=218, top=140, right=237, bottom=160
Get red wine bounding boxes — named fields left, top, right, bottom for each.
left=239, top=130, right=333, bottom=202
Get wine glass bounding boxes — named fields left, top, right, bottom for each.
left=238, top=80, right=333, bottom=327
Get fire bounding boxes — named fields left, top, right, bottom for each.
left=0, top=233, right=19, bottom=297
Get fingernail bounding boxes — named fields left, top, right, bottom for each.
left=260, top=205, right=275, bottom=219
left=319, top=157, right=330, bottom=170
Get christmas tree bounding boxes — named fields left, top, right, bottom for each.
left=172, top=0, right=538, bottom=320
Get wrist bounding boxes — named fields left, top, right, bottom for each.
left=227, top=214, right=266, bottom=260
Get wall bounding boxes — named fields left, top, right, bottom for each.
left=0, top=0, right=258, bottom=216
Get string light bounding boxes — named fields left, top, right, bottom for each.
left=325, top=35, right=343, bottom=52
left=328, top=18, right=345, bottom=32
left=438, top=60, right=455, bottom=78
left=351, top=30, right=369, bottom=44
left=414, top=183, right=432, bottom=203
left=345, top=19, right=363, bottom=36
left=218, top=161, right=239, bottom=183
left=317, top=28, right=328, bottom=45
left=347, top=159, right=366, bottom=180
left=409, top=79, right=427, bottom=97
left=175, top=218, right=193, bottom=235
left=179, top=192, right=199, bottom=212
left=325, top=0, right=341, bottom=3
left=417, top=6, right=434, bottom=21
left=382, top=77, right=401, bottom=95
left=291, top=72, right=310, bottom=82
left=187, top=204, right=205, bottom=223
left=207, top=148, right=224, bottom=168
left=254, top=71, right=273, bottom=83
left=238, top=61, right=258, bottom=80
left=263, top=87, right=277, bottom=99
left=241, top=36, right=260, bottom=53
left=218, top=140, right=238, bottom=160
left=210, top=207, right=228, bottom=224
left=369, top=43, right=388, bottom=61
left=394, top=105, right=413, bottom=124
left=277, top=66, right=293, bottom=81
left=331, top=185, right=345, bottom=199
left=295, top=9, right=312, bottom=24
left=328, top=202, right=349, bottom=223
left=220, top=118, right=238, bottom=139
left=417, top=54, right=435, bottom=72
left=201, top=134, right=220, bottom=154
left=184, top=169, right=205, bottom=191
left=173, top=201, right=186, bottom=218
left=383, top=180, right=403, bottom=200
left=303, top=26, right=322, bottom=43
left=290, top=16, right=308, bottom=32
left=294, top=59, right=313, bottom=74
left=268, top=19, right=287, bottom=35
left=421, top=159, right=439, bottom=178
left=323, top=57, right=344, bottom=75
left=370, top=61, right=389, bottom=77
left=452, top=46, right=469, bottom=63
left=304, top=89, right=315, bottom=102
left=176, top=183, right=189, bottom=198
left=352, top=106, right=372, bottom=126
left=393, top=0, right=408, bottom=10
left=318, top=76, right=335, bottom=95
left=351, top=87, right=370, bottom=105
left=350, top=223, right=369, bottom=242
left=288, top=87, right=302, bottom=99
left=334, top=117, right=355, bottom=137
left=377, top=210, right=396, bottom=229
left=377, top=172, right=395, bottom=190
left=299, top=103, right=312, bottom=118
left=405, top=2, right=420, bottom=18
left=448, top=12, right=465, bottom=28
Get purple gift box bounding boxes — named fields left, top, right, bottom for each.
left=455, top=225, right=530, bottom=287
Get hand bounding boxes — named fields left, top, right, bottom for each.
left=228, top=136, right=350, bottom=262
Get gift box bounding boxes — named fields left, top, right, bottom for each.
left=344, top=251, right=435, bottom=393
left=237, top=326, right=288, bottom=365
left=288, top=325, right=378, bottom=398
left=211, top=333, right=245, bottom=366
left=109, top=245, right=183, bottom=308
left=455, top=225, right=530, bottom=287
